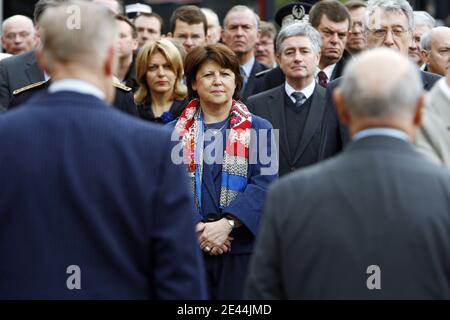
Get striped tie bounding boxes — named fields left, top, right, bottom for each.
left=291, top=92, right=306, bottom=108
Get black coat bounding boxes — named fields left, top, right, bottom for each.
left=247, top=83, right=332, bottom=176
left=246, top=135, right=450, bottom=299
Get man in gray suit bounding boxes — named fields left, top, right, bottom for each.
left=416, top=66, right=450, bottom=167
left=245, top=48, right=450, bottom=299
left=246, top=23, right=329, bottom=176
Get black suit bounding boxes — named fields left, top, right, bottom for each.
left=246, top=135, right=450, bottom=299
left=322, top=70, right=442, bottom=153
left=247, top=83, right=330, bottom=176
left=240, top=60, right=269, bottom=103
left=0, top=51, right=45, bottom=110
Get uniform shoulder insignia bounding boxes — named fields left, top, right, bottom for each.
left=13, top=81, right=47, bottom=95
left=112, top=81, right=132, bottom=92
left=255, top=69, right=271, bottom=78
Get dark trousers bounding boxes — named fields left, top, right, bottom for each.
left=204, top=253, right=251, bottom=300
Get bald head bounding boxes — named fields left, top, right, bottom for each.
left=421, top=27, right=450, bottom=77
left=334, top=48, right=423, bottom=137
left=38, top=0, right=118, bottom=101
left=1, top=15, right=36, bottom=55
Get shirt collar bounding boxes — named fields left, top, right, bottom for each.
left=49, top=79, right=105, bottom=100
left=353, top=128, right=410, bottom=142
left=285, top=79, right=316, bottom=101
left=315, top=63, right=336, bottom=80
left=240, top=56, right=255, bottom=78
left=438, top=78, right=450, bottom=101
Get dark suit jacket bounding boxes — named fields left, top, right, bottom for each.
left=0, top=51, right=45, bottom=110
left=240, top=60, right=269, bottom=102
left=0, top=90, right=206, bottom=299
left=8, top=80, right=139, bottom=116
left=322, top=70, right=442, bottom=153
left=246, top=135, right=450, bottom=299
left=247, top=83, right=330, bottom=176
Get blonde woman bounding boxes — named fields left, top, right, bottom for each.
left=134, top=39, right=187, bottom=123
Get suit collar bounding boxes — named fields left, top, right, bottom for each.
left=27, top=90, right=109, bottom=110
left=25, top=51, right=45, bottom=83
left=344, top=135, right=416, bottom=156
left=267, top=85, right=291, bottom=161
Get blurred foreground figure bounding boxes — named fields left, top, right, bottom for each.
left=246, top=48, right=450, bottom=299
left=0, top=0, right=206, bottom=299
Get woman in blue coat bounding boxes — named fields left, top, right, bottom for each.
left=170, top=44, right=278, bottom=299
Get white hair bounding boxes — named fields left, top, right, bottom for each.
left=340, top=48, right=422, bottom=119
left=224, top=5, right=260, bottom=29
left=276, top=22, right=322, bottom=54
left=39, top=0, right=117, bottom=69
left=1, top=15, right=35, bottom=36
left=201, top=8, right=221, bottom=27
left=413, top=11, right=436, bottom=29
left=364, top=0, right=414, bottom=31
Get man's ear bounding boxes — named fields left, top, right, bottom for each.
left=333, top=88, right=350, bottom=125
left=220, top=28, right=225, bottom=43
left=36, top=48, right=48, bottom=75
left=413, top=93, right=425, bottom=127
left=275, top=52, right=281, bottom=65
left=420, top=49, right=430, bottom=65
left=167, top=32, right=173, bottom=38
left=104, top=45, right=116, bottom=78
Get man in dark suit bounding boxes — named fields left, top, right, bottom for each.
left=222, top=5, right=269, bottom=102
left=247, top=23, right=329, bottom=176
left=0, top=0, right=57, bottom=110
left=246, top=48, right=450, bottom=299
left=0, top=1, right=206, bottom=299
left=322, top=0, right=441, bottom=153
left=253, top=2, right=312, bottom=95
left=309, top=0, right=351, bottom=88
left=254, top=0, right=351, bottom=94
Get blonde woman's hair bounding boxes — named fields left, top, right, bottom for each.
left=134, top=39, right=187, bottom=105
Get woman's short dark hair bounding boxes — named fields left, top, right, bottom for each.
left=184, top=43, right=243, bottom=100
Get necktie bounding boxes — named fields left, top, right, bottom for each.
left=291, top=92, right=306, bottom=108
left=317, top=70, right=328, bottom=88
left=240, top=66, right=247, bottom=97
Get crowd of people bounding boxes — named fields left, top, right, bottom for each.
left=0, top=0, right=450, bottom=299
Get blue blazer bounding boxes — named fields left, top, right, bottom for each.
left=0, top=90, right=207, bottom=299
left=169, top=114, right=278, bottom=254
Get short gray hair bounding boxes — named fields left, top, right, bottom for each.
left=420, top=32, right=432, bottom=51
left=39, top=0, right=117, bottom=69
left=340, top=48, right=422, bottom=119
left=364, top=0, right=414, bottom=31
left=276, top=22, right=321, bottom=54
left=414, top=11, right=436, bottom=30
left=224, top=5, right=260, bottom=29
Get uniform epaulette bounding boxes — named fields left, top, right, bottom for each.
left=112, top=81, right=132, bottom=92
left=13, top=81, right=47, bottom=95
left=255, top=69, right=272, bottom=78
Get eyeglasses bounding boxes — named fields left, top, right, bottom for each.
left=368, top=27, right=409, bottom=39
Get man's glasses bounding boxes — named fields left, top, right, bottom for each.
left=368, top=27, right=409, bottom=39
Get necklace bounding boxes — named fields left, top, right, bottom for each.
left=204, top=119, right=229, bottom=136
